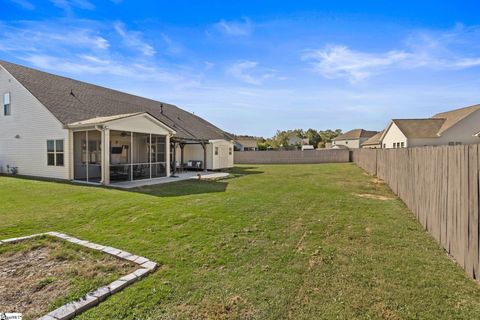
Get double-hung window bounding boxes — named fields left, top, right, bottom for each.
left=47, top=140, right=64, bottom=166
left=3, top=92, right=11, bottom=116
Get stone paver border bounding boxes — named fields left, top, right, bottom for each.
left=0, top=232, right=158, bottom=320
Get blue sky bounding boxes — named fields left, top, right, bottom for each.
left=1, top=0, right=480, bottom=136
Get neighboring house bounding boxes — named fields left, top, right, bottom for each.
left=301, top=145, right=314, bottom=150
left=0, top=60, right=234, bottom=185
left=381, top=104, right=480, bottom=149
left=332, top=129, right=378, bottom=149
left=361, top=131, right=383, bottom=149
left=234, top=135, right=258, bottom=151
left=285, top=133, right=303, bottom=147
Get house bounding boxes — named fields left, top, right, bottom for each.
left=0, top=60, right=234, bottom=185
left=233, top=135, right=258, bottom=151
left=380, top=104, right=480, bottom=149
left=361, top=131, right=383, bottom=149
left=332, top=129, right=378, bottom=149
left=301, top=145, right=314, bottom=150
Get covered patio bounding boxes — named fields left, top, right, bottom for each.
left=67, top=112, right=175, bottom=185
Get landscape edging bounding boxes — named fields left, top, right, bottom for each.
left=0, top=231, right=158, bottom=320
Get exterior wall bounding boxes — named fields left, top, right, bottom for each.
left=408, top=110, right=480, bottom=147
left=362, top=143, right=382, bottom=149
left=382, top=122, right=408, bottom=149
left=332, top=138, right=360, bottom=149
left=0, top=66, right=70, bottom=179
left=107, top=115, right=171, bottom=135
left=175, top=139, right=234, bottom=170
left=210, top=140, right=234, bottom=169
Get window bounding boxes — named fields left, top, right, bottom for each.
left=47, top=139, right=64, bottom=166
left=215, top=147, right=219, bottom=155
left=229, top=147, right=232, bottom=155
left=383, top=143, right=386, bottom=148
left=400, top=142, right=405, bottom=148
left=4, top=92, right=11, bottom=116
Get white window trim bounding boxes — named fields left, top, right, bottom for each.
left=3, top=92, right=11, bottom=116
left=47, top=139, right=65, bottom=167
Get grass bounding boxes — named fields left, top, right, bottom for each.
left=0, top=236, right=135, bottom=319
left=1, top=164, right=480, bottom=319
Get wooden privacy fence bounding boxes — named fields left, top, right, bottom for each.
left=352, top=145, right=480, bottom=280
left=234, top=150, right=350, bottom=164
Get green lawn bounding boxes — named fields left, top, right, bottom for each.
left=1, top=164, right=480, bottom=319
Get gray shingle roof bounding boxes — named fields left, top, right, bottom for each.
left=0, top=60, right=232, bottom=141
left=361, top=131, right=383, bottom=146
left=333, top=129, right=378, bottom=141
left=392, top=118, right=445, bottom=138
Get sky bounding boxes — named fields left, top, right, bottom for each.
left=1, top=0, right=480, bottom=137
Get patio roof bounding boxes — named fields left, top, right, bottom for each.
left=66, top=112, right=176, bottom=134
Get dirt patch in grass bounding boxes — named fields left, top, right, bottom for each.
left=0, top=236, right=136, bottom=320
left=354, top=193, right=395, bottom=201
left=172, top=295, right=256, bottom=320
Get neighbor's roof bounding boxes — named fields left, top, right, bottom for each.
left=234, top=136, right=258, bottom=148
left=361, top=131, right=384, bottom=146
left=391, top=119, right=445, bottom=138
left=0, top=60, right=232, bottom=141
left=333, top=129, right=378, bottom=141
left=432, top=104, right=480, bottom=135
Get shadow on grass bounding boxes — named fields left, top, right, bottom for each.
left=129, top=166, right=264, bottom=197
left=0, top=166, right=264, bottom=198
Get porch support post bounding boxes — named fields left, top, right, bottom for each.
left=201, top=141, right=207, bottom=172
left=102, top=128, right=110, bottom=185
left=180, top=143, right=185, bottom=165
left=166, top=134, right=171, bottom=177
left=171, top=141, right=177, bottom=176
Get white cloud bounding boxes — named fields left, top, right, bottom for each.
left=214, top=18, right=252, bottom=36
left=204, top=61, right=215, bottom=70
left=302, top=45, right=409, bottom=83
left=0, top=22, right=109, bottom=52
left=114, top=22, right=156, bottom=56
left=303, top=25, right=480, bottom=83
left=20, top=54, right=182, bottom=83
left=227, top=61, right=285, bottom=85
left=9, top=0, right=35, bottom=10
left=227, top=61, right=261, bottom=85
left=50, top=0, right=95, bottom=12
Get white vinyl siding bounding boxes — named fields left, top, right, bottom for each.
left=0, top=66, right=70, bottom=179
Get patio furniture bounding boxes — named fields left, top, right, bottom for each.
left=184, top=160, right=203, bottom=171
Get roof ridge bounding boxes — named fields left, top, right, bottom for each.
left=0, top=60, right=178, bottom=109
left=0, top=60, right=231, bottom=141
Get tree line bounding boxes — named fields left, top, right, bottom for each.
left=256, top=129, right=343, bottom=150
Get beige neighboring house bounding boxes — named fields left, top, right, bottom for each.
left=332, top=129, right=378, bottom=149
left=381, top=104, right=480, bottom=149
left=361, top=131, right=383, bottom=149
left=234, top=135, right=258, bottom=151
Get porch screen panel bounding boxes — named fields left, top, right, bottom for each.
left=87, top=130, right=102, bottom=183
left=132, top=132, right=151, bottom=180
left=73, top=131, right=87, bottom=181
left=109, top=130, right=131, bottom=182
left=151, top=135, right=167, bottom=178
